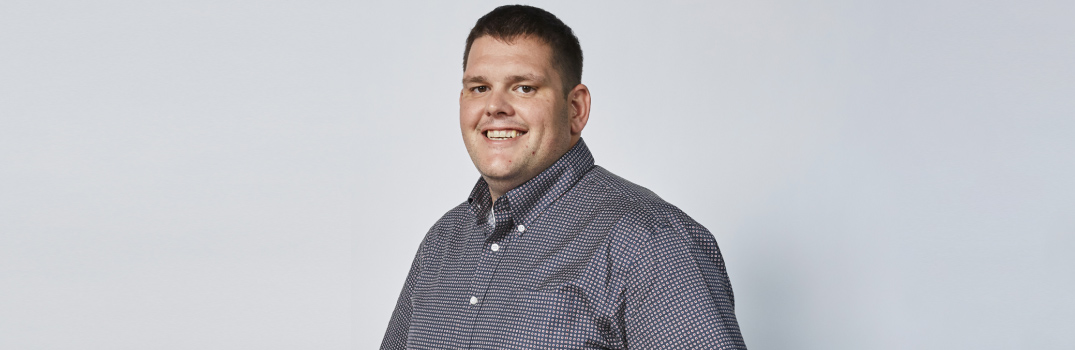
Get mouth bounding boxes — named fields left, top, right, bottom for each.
left=484, top=129, right=526, bottom=140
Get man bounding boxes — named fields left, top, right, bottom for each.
left=381, top=5, right=746, bottom=350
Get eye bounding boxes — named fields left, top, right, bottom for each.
left=471, top=86, right=489, bottom=93
left=515, top=85, right=535, bottom=94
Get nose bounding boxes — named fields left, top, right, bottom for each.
left=484, top=89, right=514, bottom=117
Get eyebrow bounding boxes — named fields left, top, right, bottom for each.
left=462, top=76, right=488, bottom=85
left=462, top=74, right=545, bottom=85
left=506, top=74, right=544, bottom=84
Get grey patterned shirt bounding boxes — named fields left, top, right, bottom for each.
left=381, top=139, right=746, bottom=349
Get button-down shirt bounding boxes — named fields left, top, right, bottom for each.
left=381, top=139, right=746, bottom=349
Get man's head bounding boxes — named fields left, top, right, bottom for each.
left=463, top=5, right=583, bottom=95
left=460, top=5, right=591, bottom=202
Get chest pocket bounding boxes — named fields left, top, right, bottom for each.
left=495, top=288, right=587, bottom=349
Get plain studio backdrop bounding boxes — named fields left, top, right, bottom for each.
left=1, top=1, right=1072, bottom=349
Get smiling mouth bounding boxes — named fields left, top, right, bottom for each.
left=485, top=129, right=525, bottom=140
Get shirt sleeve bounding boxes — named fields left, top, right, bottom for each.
left=622, top=215, right=747, bottom=350
left=379, top=242, right=423, bottom=350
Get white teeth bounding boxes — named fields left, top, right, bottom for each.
left=487, top=130, right=521, bottom=139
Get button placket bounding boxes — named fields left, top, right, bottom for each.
left=465, top=199, right=513, bottom=326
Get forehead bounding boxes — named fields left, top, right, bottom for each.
left=464, top=35, right=557, bottom=79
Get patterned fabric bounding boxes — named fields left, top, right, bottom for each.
left=381, top=139, right=746, bottom=350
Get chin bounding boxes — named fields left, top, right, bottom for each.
left=478, top=164, right=517, bottom=180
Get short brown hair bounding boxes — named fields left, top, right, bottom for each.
left=463, top=5, right=583, bottom=95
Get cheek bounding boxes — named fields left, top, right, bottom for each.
left=459, top=105, right=481, bottom=128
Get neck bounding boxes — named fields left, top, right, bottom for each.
left=486, top=181, right=509, bottom=204
left=483, top=137, right=581, bottom=204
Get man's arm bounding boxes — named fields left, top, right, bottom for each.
left=622, top=215, right=747, bottom=350
left=379, top=246, right=422, bottom=350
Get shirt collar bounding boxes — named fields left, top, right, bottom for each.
left=467, top=138, right=595, bottom=229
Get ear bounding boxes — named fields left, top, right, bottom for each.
left=566, top=83, right=591, bottom=136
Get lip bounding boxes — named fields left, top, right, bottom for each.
left=480, top=125, right=528, bottom=133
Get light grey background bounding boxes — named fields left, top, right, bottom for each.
left=2, top=1, right=1072, bottom=349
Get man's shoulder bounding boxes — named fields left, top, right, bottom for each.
left=412, top=202, right=472, bottom=257
left=428, top=202, right=472, bottom=232
left=577, top=166, right=716, bottom=271
left=582, top=166, right=699, bottom=230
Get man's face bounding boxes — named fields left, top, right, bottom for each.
left=460, top=35, right=575, bottom=195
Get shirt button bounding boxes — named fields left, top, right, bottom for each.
left=491, top=243, right=500, bottom=252
left=517, top=225, right=526, bottom=232
left=469, top=296, right=478, bottom=305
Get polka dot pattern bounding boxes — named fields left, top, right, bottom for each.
left=381, top=139, right=746, bottom=349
